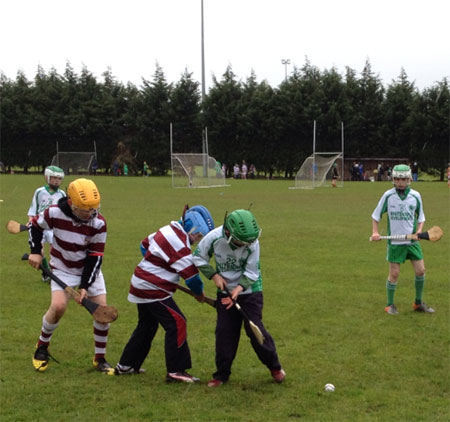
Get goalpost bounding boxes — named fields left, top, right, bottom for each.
left=170, top=124, right=227, bottom=188
left=291, top=121, right=344, bottom=189
left=51, top=142, right=97, bottom=175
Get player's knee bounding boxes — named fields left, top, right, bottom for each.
left=389, top=269, right=400, bottom=280
left=51, top=302, right=67, bottom=318
left=416, top=267, right=425, bottom=277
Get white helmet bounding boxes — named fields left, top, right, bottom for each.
left=392, top=164, right=411, bottom=187
left=44, top=166, right=64, bottom=184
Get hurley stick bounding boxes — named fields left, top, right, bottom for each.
left=370, top=226, right=443, bottom=242
left=21, top=254, right=118, bottom=323
left=176, top=284, right=217, bottom=307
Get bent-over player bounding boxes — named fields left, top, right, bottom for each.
left=28, top=178, right=113, bottom=372
left=193, top=209, right=285, bottom=387
left=113, top=205, right=214, bottom=383
left=27, top=166, right=66, bottom=282
left=371, top=164, right=434, bottom=315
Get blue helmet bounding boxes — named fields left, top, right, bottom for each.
left=188, top=205, right=214, bottom=232
left=183, top=205, right=214, bottom=237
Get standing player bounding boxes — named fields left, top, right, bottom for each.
left=113, top=205, right=214, bottom=383
left=27, top=166, right=66, bottom=282
left=371, top=164, right=434, bottom=315
left=447, top=162, right=450, bottom=188
left=331, top=162, right=339, bottom=187
left=28, top=178, right=113, bottom=372
left=193, top=209, right=285, bottom=387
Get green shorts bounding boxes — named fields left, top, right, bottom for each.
left=387, top=243, right=423, bottom=263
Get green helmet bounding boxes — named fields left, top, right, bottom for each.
left=224, top=209, right=261, bottom=246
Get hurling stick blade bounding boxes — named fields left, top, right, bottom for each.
left=6, top=220, right=28, bottom=234
left=419, top=226, right=443, bottom=242
left=21, top=253, right=118, bottom=323
left=177, top=284, right=217, bottom=307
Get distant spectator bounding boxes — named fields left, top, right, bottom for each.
left=447, top=163, right=450, bottom=188
left=91, top=159, right=98, bottom=175
left=123, top=163, right=128, bottom=176
left=331, top=162, right=339, bottom=187
left=143, top=161, right=149, bottom=177
left=358, top=163, right=364, bottom=181
left=351, top=162, right=359, bottom=181
left=411, top=162, right=419, bottom=182
left=241, top=161, right=248, bottom=179
left=249, top=164, right=256, bottom=179
left=233, top=163, right=240, bottom=179
left=222, top=163, right=227, bottom=177
left=215, top=161, right=222, bottom=178
left=112, top=161, right=120, bottom=176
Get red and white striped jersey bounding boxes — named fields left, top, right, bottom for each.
left=34, top=204, right=107, bottom=275
left=128, top=221, right=198, bottom=303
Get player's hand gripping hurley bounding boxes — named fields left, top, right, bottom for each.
left=22, top=254, right=118, bottom=323
left=370, top=226, right=443, bottom=242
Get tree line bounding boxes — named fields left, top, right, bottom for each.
left=1, top=60, right=448, bottom=179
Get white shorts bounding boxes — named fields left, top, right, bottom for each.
left=50, top=269, right=107, bottom=297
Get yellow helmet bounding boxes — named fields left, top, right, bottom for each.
left=67, top=178, right=101, bottom=210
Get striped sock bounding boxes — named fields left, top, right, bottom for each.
left=93, top=321, right=110, bottom=360
left=38, top=316, right=59, bottom=347
left=386, top=280, right=397, bottom=306
left=414, top=275, right=425, bottom=305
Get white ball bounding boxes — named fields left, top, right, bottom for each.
left=324, top=383, right=335, bottom=392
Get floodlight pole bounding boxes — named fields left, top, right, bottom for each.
left=201, top=0, right=208, bottom=176
left=341, top=122, right=345, bottom=185
left=281, top=59, right=290, bottom=82
left=312, top=120, right=316, bottom=187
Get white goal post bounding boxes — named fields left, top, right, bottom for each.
left=291, top=121, right=344, bottom=189
left=50, top=142, right=97, bottom=175
left=170, top=124, right=227, bottom=188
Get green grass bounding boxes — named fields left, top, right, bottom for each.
left=0, top=175, right=449, bottom=421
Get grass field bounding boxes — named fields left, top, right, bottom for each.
left=0, top=175, right=448, bottom=422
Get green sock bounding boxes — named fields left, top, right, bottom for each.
left=386, top=280, right=397, bottom=306
left=42, top=257, right=49, bottom=270
left=414, top=275, right=425, bottom=305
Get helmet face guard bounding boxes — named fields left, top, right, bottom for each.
left=45, top=166, right=64, bottom=187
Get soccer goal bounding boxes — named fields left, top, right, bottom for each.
left=291, top=121, right=344, bottom=189
left=51, top=142, right=97, bottom=175
left=170, top=124, right=227, bottom=188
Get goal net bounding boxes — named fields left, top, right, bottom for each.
left=293, top=153, right=343, bottom=189
left=51, top=152, right=96, bottom=175
left=171, top=153, right=226, bottom=188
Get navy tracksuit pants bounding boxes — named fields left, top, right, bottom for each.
left=213, top=291, right=282, bottom=382
left=118, top=298, right=192, bottom=373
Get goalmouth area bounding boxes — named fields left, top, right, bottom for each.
left=291, top=121, right=344, bottom=189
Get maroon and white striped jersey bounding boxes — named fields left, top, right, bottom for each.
left=128, top=221, right=199, bottom=303
left=33, top=204, right=107, bottom=275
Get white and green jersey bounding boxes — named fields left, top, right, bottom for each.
left=193, top=226, right=262, bottom=294
left=372, top=187, right=425, bottom=245
left=28, top=185, right=66, bottom=217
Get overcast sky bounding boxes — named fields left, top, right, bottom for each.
left=1, top=0, right=449, bottom=91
